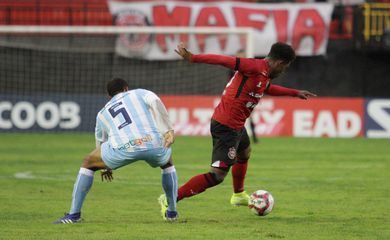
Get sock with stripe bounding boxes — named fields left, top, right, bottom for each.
left=69, top=168, right=94, bottom=214
left=177, top=172, right=221, bottom=202
left=161, top=166, right=178, bottom=212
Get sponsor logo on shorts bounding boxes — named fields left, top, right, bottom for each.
left=228, top=147, right=236, bottom=160
left=118, top=135, right=153, bottom=150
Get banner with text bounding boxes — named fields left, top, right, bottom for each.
left=162, top=96, right=365, bottom=138
left=108, top=1, right=334, bottom=59
left=0, top=94, right=105, bottom=132
left=364, top=98, right=390, bottom=138
left=2, top=95, right=389, bottom=138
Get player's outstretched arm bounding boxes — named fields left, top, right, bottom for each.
left=175, top=42, right=262, bottom=75
left=175, top=42, right=244, bottom=71
left=266, top=84, right=316, bottom=99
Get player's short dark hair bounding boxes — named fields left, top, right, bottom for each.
left=107, top=78, right=129, bottom=97
left=267, top=42, right=296, bottom=64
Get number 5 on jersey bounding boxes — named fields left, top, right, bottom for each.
left=108, top=102, right=132, bottom=130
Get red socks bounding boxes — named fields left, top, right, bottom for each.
left=177, top=172, right=220, bottom=202
left=177, top=161, right=248, bottom=202
left=232, top=161, right=248, bottom=193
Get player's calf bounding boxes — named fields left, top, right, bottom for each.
left=177, top=171, right=225, bottom=201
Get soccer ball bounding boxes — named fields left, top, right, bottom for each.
left=248, top=190, right=274, bottom=216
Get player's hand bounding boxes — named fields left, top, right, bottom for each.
left=163, top=130, right=175, bottom=148
left=101, top=169, right=113, bottom=182
left=175, top=42, right=192, bottom=61
left=297, top=90, right=316, bottom=100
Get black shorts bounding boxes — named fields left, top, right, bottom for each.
left=210, top=119, right=250, bottom=169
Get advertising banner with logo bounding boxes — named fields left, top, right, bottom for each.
left=2, top=95, right=389, bottom=138
left=364, top=99, right=390, bottom=138
left=108, top=1, right=334, bottom=59
left=162, top=96, right=365, bottom=138
left=269, top=97, right=364, bottom=137
left=0, top=94, right=106, bottom=132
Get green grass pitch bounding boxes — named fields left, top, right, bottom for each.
left=0, top=134, right=389, bottom=240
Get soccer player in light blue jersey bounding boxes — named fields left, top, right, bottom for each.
left=54, top=78, right=178, bottom=223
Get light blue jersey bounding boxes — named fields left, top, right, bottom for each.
left=95, top=89, right=162, bottom=152
left=95, top=89, right=163, bottom=152
left=96, top=89, right=172, bottom=169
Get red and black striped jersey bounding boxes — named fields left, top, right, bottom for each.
left=192, top=54, right=271, bottom=129
left=191, top=54, right=299, bottom=130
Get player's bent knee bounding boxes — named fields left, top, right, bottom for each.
left=160, top=157, right=173, bottom=169
left=160, top=161, right=173, bottom=169
left=210, top=171, right=226, bottom=184
left=236, top=157, right=249, bottom=164
left=81, top=155, right=95, bottom=170
left=237, top=148, right=251, bottom=162
left=210, top=166, right=229, bottom=183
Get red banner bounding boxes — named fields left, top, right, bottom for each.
left=161, top=96, right=364, bottom=137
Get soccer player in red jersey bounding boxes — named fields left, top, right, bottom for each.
left=173, top=42, right=316, bottom=207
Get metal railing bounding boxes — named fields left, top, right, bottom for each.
left=362, top=3, right=390, bottom=42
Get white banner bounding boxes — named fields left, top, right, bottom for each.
left=109, top=1, right=334, bottom=59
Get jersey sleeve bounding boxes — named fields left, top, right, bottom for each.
left=191, top=54, right=262, bottom=75
left=95, top=112, right=108, bottom=148
left=265, top=84, right=299, bottom=96
left=143, top=90, right=173, bottom=134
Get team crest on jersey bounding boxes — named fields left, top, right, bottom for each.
left=114, top=9, right=152, bottom=57
left=228, top=147, right=237, bottom=160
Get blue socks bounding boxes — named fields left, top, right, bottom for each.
left=68, top=166, right=177, bottom=214
left=161, top=166, right=178, bottom=212
left=69, top=168, right=94, bottom=214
